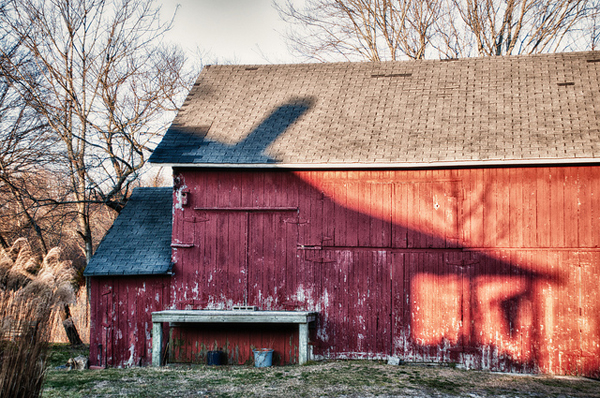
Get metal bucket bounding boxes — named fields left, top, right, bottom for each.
left=253, top=349, right=274, bottom=367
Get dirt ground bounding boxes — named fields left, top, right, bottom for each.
left=43, top=360, right=600, bottom=398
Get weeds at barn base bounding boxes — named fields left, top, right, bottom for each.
left=42, top=355, right=600, bottom=398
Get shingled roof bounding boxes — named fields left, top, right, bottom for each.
left=150, top=51, right=600, bottom=168
left=84, top=187, right=172, bottom=276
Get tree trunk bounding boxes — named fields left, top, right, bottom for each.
left=60, top=304, right=83, bottom=346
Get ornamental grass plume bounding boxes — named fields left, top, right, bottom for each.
left=0, top=240, right=76, bottom=398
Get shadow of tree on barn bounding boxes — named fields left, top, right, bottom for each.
left=167, top=168, right=598, bottom=376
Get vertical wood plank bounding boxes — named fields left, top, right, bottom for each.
left=496, top=169, right=510, bottom=247
left=334, top=173, right=346, bottom=247
left=550, top=168, right=565, bottom=248
left=508, top=168, right=524, bottom=248
left=536, top=169, right=551, bottom=248
left=407, top=182, right=418, bottom=248
left=422, top=176, right=434, bottom=248
left=391, top=252, right=406, bottom=357
left=346, top=181, right=359, bottom=247
left=578, top=169, right=593, bottom=248
left=483, top=168, right=497, bottom=248
left=357, top=180, right=370, bottom=246
left=523, top=168, right=537, bottom=248
left=564, top=168, right=579, bottom=248
left=392, top=182, right=408, bottom=248
left=470, top=168, right=485, bottom=248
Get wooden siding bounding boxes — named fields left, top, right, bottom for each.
left=90, top=166, right=600, bottom=376
left=167, top=167, right=600, bottom=376
left=89, top=276, right=170, bottom=367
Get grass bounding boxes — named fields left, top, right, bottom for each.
left=41, top=348, right=600, bottom=398
left=47, top=343, right=90, bottom=368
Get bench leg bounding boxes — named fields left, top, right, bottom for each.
left=152, top=322, right=163, bottom=366
left=299, top=323, right=309, bottom=365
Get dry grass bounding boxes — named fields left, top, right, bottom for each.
left=42, top=360, right=600, bottom=398
left=0, top=239, right=76, bottom=398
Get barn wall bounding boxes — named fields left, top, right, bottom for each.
left=168, top=167, right=599, bottom=376
left=89, top=276, right=170, bottom=368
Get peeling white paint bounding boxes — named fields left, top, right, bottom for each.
left=126, top=344, right=135, bottom=367
left=174, top=179, right=188, bottom=211
left=295, top=284, right=308, bottom=303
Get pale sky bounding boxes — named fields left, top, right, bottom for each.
left=160, top=0, right=300, bottom=65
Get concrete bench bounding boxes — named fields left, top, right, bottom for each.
left=151, top=310, right=317, bottom=366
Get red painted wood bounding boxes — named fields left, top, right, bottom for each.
left=509, top=168, right=524, bottom=248
left=581, top=252, right=600, bottom=378
left=564, top=168, right=579, bottom=248
left=549, top=168, right=565, bottom=248
left=92, top=166, right=600, bottom=375
left=536, top=169, right=551, bottom=247
left=89, top=276, right=169, bottom=368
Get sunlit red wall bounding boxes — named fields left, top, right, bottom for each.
left=91, top=166, right=600, bottom=376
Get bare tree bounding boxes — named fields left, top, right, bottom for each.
left=276, top=0, right=443, bottom=61
left=0, top=0, right=192, bottom=263
left=0, top=33, right=90, bottom=345
left=448, top=0, right=593, bottom=57
left=0, top=19, right=59, bottom=254
left=587, top=0, right=600, bottom=49
left=276, top=0, right=599, bottom=60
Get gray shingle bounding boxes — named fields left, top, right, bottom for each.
left=150, top=51, right=600, bottom=167
left=84, top=187, right=172, bottom=276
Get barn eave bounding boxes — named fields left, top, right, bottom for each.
left=161, top=157, right=600, bottom=170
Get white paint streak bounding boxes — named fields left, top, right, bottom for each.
left=126, top=344, right=135, bottom=367
left=174, top=181, right=188, bottom=211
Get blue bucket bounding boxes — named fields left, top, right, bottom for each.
left=207, top=350, right=223, bottom=366
left=253, top=349, right=274, bottom=367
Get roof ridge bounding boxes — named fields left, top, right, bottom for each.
left=201, top=50, right=600, bottom=70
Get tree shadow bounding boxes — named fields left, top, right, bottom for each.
left=166, top=168, right=575, bottom=373
left=151, top=98, right=314, bottom=164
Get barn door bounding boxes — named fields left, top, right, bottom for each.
left=318, top=249, right=393, bottom=356
left=182, top=209, right=297, bottom=309
left=175, top=211, right=249, bottom=308
left=247, top=210, right=299, bottom=309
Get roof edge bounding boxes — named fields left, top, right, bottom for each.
left=84, top=269, right=173, bottom=277
left=157, top=157, right=600, bottom=170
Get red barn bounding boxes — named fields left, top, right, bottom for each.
left=85, top=51, right=600, bottom=376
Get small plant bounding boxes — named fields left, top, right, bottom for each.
left=0, top=240, right=77, bottom=398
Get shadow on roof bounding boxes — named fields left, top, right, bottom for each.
left=150, top=98, right=315, bottom=164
